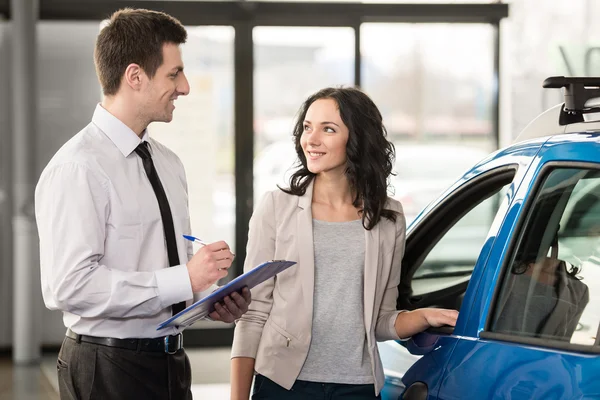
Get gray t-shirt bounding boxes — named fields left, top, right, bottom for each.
left=297, top=219, right=374, bottom=384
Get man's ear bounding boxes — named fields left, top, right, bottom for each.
left=123, top=63, right=144, bottom=91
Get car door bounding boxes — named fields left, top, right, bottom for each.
left=380, top=140, right=543, bottom=400
left=435, top=137, right=600, bottom=400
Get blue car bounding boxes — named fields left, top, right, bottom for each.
left=379, top=77, right=600, bottom=400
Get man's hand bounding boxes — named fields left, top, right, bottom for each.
left=209, top=287, right=251, bottom=323
left=186, top=241, right=234, bottom=292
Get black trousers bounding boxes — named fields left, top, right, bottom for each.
left=252, top=374, right=381, bottom=400
left=56, top=336, right=192, bottom=400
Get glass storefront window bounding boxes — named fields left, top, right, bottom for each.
left=362, top=23, right=495, bottom=223
left=149, top=26, right=235, bottom=251
left=253, top=26, right=354, bottom=204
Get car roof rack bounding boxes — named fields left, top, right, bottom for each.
left=543, top=76, right=600, bottom=125
left=513, top=76, right=600, bottom=144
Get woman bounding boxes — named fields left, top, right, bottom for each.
left=230, top=87, right=458, bottom=399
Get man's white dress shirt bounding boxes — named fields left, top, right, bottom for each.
left=36, top=104, right=211, bottom=338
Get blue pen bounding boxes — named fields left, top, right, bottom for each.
left=183, top=235, right=236, bottom=257
left=183, top=235, right=208, bottom=246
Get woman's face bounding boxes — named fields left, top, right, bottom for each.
left=300, top=98, right=350, bottom=176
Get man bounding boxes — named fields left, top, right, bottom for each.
left=35, top=8, right=250, bottom=400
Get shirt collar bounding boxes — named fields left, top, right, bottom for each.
left=91, top=104, right=149, bottom=157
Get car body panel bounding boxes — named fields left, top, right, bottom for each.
left=438, top=338, right=600, bottom=400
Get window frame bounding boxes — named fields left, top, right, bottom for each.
left=398, top=164, right=517, bottom=311
left=482, top=161, right=600, bottom=355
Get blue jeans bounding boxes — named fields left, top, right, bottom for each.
left=252, top=374, right=381, bottom=400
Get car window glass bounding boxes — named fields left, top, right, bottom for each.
left=411, top=185, right=509, bottom=298
left=491, top=168, right=600, bottom=346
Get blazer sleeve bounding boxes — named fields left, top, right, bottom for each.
left=375, top=210, right=407, bottom=341
left=231, top=191, right=277, bottom=359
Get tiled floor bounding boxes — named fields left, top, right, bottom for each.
left=0, top=358, right=59, bottom=400
left=1, top=347, right=233, bottom=399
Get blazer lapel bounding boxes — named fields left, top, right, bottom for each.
left=363, top=219, right=380, bottom=340
left=297, top=181, right=315, bottom=325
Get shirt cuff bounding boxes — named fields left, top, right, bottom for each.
left=155, top=264, right=193, bottom=308
left=194, top=284, right=220, bottom=300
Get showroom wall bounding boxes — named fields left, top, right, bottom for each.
left=501, top=0, right=600, bottom=146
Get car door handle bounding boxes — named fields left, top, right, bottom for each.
left=425, top=325, right=454, bottom=335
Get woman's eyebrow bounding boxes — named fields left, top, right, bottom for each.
left=304, top=120, right=340, bottom=127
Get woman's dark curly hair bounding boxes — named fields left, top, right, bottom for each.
left=280, top=87, right=397, bottom=230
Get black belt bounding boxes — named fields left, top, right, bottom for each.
left=66, top=329, right=183, bottom=354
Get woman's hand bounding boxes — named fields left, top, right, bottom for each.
left=420, top=308, right=459, bottom=328
left=394, top=308, right=459, bottom=339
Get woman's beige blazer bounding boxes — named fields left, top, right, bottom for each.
left=231, top=180, right=406, bottom=395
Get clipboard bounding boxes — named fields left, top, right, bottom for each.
left=157, top=260, right=297, bottom=330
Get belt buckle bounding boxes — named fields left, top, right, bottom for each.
left=164, top=333, right=182, bottom=354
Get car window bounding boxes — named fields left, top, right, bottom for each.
left=398, top=166, right=516, bottom=313
left=412, top=186, right=507, bottom=296
left=490, top=168, right=600, bottom=347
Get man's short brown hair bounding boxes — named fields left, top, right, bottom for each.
left=94, top=8, right=187, bottom=96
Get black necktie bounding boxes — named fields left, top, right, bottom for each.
left=135, top=141, right=186, bottom=315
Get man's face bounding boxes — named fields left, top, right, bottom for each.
left=141, top=42, right=190, bottom=123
